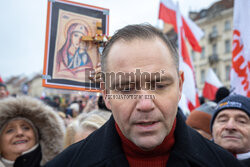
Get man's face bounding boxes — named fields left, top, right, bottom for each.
left=212, top=109, right=250, bottom=153
left=0, top=86, right=7, bottom=99
left=104, top=38, right=183, bottom=151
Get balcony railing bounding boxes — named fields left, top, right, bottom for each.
left=208, top=54, right=219, bottom=65
left=209, top=32, right=218, bottom=42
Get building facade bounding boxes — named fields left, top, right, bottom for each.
left=188, top=0, right=234, bottom=94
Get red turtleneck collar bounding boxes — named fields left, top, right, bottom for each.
left=115, top=118, right=176, bottom=167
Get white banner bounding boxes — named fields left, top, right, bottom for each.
left=231, top=0, right=250, bottom=97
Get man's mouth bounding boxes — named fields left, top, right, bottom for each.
left=137, top=121, right=157, bottom=126
left=223, top=135, right=240, bottom=140
left=134, top=121, right=160, bottom=131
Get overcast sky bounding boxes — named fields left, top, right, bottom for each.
left=0, top=0, right=219, bottom=80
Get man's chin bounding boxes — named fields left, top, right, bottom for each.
left=134, top=137, right=162, bottom=151
left=223, top=144, right=242, bottom=153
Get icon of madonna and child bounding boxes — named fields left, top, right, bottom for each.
left=54, top=21, right=100, bottom=82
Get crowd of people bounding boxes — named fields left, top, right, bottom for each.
left=0, top=83, right=112, bottom=167
left=0, top=24, right=250, bottom=167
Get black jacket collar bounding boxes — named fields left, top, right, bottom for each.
left=61, top=111, right=241, bottom=167
left=72, top=112, right=201, bottom=166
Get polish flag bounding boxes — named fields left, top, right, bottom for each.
left=159, top=0, right=204, bottom=52
left=178, top=18, right=199, bottom=111
left=158, top=0, right=178, bottom=32
left=231, top=0, right=250, bottom=97
left=159, top=0, right=203, bottom=110
left=203, top=68, right=223, bottom=101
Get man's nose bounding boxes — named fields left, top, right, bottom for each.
left=225, top=119, right=237, bottom=131
left=136, top=97, right=155, bottom=112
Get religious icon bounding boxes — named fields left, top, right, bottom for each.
left=53, top=10, right=100, bottom=81
left=43, top=0, right=109, bottom=91
left=57, top=23, right=93, bottom=70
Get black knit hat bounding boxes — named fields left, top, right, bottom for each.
left=214, top=87, right=230, bottom=103
left=210, top=94, right=250, bottom=131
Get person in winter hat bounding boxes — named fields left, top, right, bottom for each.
left=186, top=101, right=217, bottom=140
left=211, top=94, right=250, bottom=167
left=0, top=96, right=65, bottom=167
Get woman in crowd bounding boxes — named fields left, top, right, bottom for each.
left=0, top=96, right=65, bottom=167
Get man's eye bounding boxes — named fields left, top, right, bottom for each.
left=218, top=119, right=227, bottom=123
left=155, top=83, right=168, bottom=89
left=121, top=86, right=135, bottom=92
left=123, top=87, right=132, bottom=91
left=237, top=119, right=247, bottom=124
left=117, top=84, right=135, bottom=92
left=157, top=84, right=166, bottom=89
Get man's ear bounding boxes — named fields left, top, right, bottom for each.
left=102, top=85, right=111, bottom=110
left=178, top=70, right=184, bottom=101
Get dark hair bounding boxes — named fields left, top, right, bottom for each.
left=101, top=24, right=179, bottom=73
left=97, top=95, right=111, bottom=112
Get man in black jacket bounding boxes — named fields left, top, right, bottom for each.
left=45, top=24, right=242, bottom=167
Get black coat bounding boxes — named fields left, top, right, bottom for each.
left=45, top=113, right=243, bottom=167
left=240, top=158, right=250, bottom=167
left=14, top=145, right=42, bottom=167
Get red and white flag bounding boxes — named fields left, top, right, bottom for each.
left=159, top=0, right=204, bottom=52
left=231, top=0, right=250, bottom=97
left=0, top=76, right=3, bottom=83
left=203, top=68, right=223, bottom=101
left=159, top=0, right=203, bottom=110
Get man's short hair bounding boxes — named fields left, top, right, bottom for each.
left=101, top=24, right=179, bottom=74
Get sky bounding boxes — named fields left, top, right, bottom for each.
left=0, top=0, right=219, bottom=81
